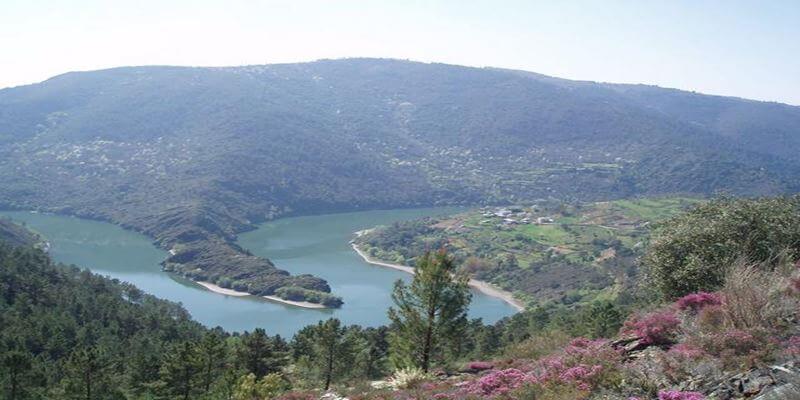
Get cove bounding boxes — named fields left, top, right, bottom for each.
left=0, top=208, right=518, bottom=336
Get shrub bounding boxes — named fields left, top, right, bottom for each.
left=532, top=338, right=622, bottom=391
left=503, top=329, right=572, bottom=360
left=466, top=361, right=494, bottom=371
left=387, top=367, right=431, bottom=390
left=273, top=286, right=344, bottom=307
left=667, top=343, right=705, bottom=359
left=783, top=336, right=800, bottom=357
left=675, top=292, right=722, bottom=313
left=719, top=261, right=797, bottom=331
left=658, top=390, right=705, bottom=400
left=704, top=329, right=763, bottom=356
left=463, top=368, right=530, bottom=397
left=643, top=196, right=800, bottom=299
left=690, top=328, right=775, bottom=370
left=233, top=373, right=290, bottom=400
left=695, top=304, right=726, bottom=332
left=790, top=276, right=800, bottom=293
left=622, top=310, right=681, bottom=345
left=217, top=277, right=233, bottom=288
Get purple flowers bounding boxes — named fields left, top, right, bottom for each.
left=623, top=310, right=682, bottom=345
left=667, top=343, right=705, bottom=359
left=675, top=292, right=723, bottom=312
left=463, top=368, right=529, bottom=397
left=658, top=390, right=705, bottom=400
left=466, top=361, right=494, bottom=371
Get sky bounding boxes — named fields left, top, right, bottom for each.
left=1, top=0, right=799, bottom=105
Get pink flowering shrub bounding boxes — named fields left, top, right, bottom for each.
left=622, top=310, right=682, bottom=345
left=466, top=361, right=494, bottom=371
left=556, top=364, right=603, bottom=391
left=531, top=338, right=622, bottom=390
left=458, top=338, right=623, bottom=398
left=658, top=390, right=705, bottom=400
left=675, top=292, right=723, bottom=312
left=782, top=336, right=800, bottom=357
left=667, top=343, right=705, bottom=359
left=703, top=329, right=763, bottom=356
left=462, top=368, right=530, bottom=397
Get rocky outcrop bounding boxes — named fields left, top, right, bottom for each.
left=706, top=362, right=799, bottom=400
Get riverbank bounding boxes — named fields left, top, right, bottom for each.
left=196, top=281, right=327, bottom=309
left=350, top=242, right=526, bottom=312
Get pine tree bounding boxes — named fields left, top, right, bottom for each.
left=159, top=342, right=200, bottom=400
left=62, top=346, right=112, bottom=400
left=292, top=318, right=359, bottom=390
left=388, top=249, right=471, bottom=372
left=355, top=326, right=389, bottom=379
left=196, top=331, right=228, bottom=394
left=2, top=351, right=31, bottom=400
left=236, top=328, right=285, bottom=378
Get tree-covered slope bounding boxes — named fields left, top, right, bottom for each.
left=0, top=58, right=798, bottom=302
left=0, top=218, right=40, bottom=248
left=0, top=243, right=207, bottom=398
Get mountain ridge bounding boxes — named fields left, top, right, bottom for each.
left=1, top=58, right=798, bottom=303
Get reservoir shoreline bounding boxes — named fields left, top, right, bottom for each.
left=2, top=208, right=516, bottom=335
left=196, top=281, right=327, bottom=309
left=350, top=237, right=525, bottom=312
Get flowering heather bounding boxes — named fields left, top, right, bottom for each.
left=466, top=361, right=494, bottom=371
left=675, top=292, right=723, bottom=312
left=667, top=343, right=705, bottom=359
left=783, top=335, right=800, bottom=356
left=622, top=310, right=681, bottom=345
left=704, top=329, right=762, bottom=356
left=658, top=390, right=705, bottom=400
left=462, top=368, right=529, bottom=397
left=556, top=364, right=603, bottom=391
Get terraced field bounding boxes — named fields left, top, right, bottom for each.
left=354, top=197, right=702, bottom=306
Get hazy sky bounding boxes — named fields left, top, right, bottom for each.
left=2, top=0, right=799, bottom=104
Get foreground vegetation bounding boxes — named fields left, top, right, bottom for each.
left=2, top=196, right=799, bottom=399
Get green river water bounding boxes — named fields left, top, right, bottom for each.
left=0, top=208, right=517, bottom=336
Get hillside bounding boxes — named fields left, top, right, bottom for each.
left=1, top=195, right=798, bottom=399
left=354, top=198, right=701, bottom=306
left=0, top=217, right=41, bottom=248
left=1, top=58, right=799, bottom=302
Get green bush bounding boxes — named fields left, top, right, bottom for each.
left=274, top=286, right=344, bottom=307
left=643, top=196, right=800, bottom=299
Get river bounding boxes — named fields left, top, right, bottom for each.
left=0, top=208, right=518, bottom=336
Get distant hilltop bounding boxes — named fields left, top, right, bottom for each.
left=1, top=58, right=799, bottom=304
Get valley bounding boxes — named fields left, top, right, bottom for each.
left=0, top=207, right=516, bottom=336
left=2, top=59, right=799, bottom=305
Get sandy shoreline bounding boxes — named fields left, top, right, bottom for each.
left=196, top=281, right=327, bottom=309
left=350, top=242, right=525, bottom=312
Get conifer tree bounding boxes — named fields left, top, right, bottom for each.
left=236, top=328, right=285, bottom=378
left=196, top=330, right=228, bottom=394
left=318, top=319, right=358, bottom=390
left=63, top=346, right=113, bottom=400
left=159, top=342, right=200, bottom=400
left=388, top=249, right=471, bottom=372
left=2, top=351, right=31, bottom=400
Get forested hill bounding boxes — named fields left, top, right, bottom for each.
left=1, top=58, right=799, bottom=302
left=0, top=218, right=40, bottom=248
left=0, top=243, right=207, bottom=398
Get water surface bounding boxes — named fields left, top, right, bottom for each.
left=0, top=208, right=517, bottom=336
